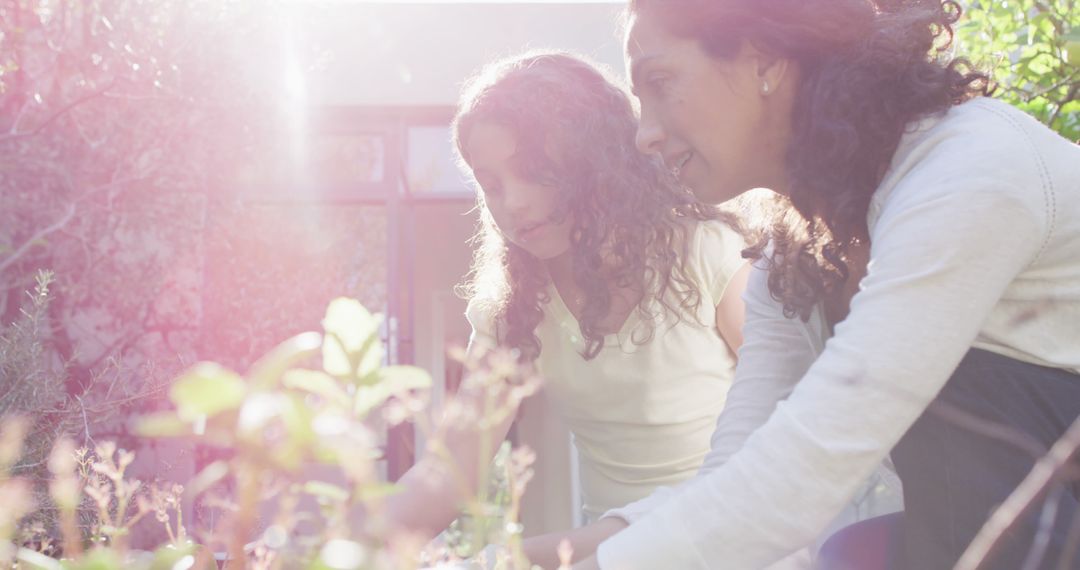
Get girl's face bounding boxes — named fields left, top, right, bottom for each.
left=465, top=121, right=574, bottom=261
left=625, top=8, right=792, bottom=202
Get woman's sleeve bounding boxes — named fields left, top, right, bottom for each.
left=597, top=114, right=1048, bottom=569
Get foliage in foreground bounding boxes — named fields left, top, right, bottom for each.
left=1, top=298, right=551, bottom=570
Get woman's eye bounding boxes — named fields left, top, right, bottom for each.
left=647, top=75, right=670, bottom=94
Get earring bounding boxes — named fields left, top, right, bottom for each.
left=761, top=80, right=770, bottom=95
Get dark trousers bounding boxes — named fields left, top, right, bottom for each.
left=818, top=349, right=1080, bottom=570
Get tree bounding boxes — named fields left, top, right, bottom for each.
left=957, top=0, right=1080, bottom=140
left=1, top=5, right=388, bottom=539
left=0, top=0, right=289, bottom=544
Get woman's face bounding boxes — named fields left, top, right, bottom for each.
left=625, top=8, right=792, bottom=202
left=464, top=121, right=574, bottom=260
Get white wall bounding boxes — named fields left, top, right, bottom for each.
left=277, top=1, right=629, bottom=106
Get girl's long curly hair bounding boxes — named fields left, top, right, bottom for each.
left=630, top=0, right=992, bottom=320
left=454, top=51, right=734, bottom=360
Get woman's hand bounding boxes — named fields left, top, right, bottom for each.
left=571, top=555, right=602, bottom=570
left=521, top=517, right=628, bottom=569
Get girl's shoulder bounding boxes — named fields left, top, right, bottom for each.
left=681, top=215, right=746, bottom=256
left=681, top=217, right=749, bottom=303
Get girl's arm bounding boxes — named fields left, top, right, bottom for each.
left=384, top=301, right=519, bottom=540
left=382, top=390, right=518, bottom=539
left=714, top=262, right=751, bottom=357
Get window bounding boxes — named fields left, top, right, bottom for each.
left=406, top=125, right=472, bottom=197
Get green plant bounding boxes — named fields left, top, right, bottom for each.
left=0, top=270, right=70, bottom=466
left=957, top=0, right=1080, bottom=140
left=1, top=298, right=543, bottom=569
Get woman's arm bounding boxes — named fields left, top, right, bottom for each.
left=594, top=124, right=1049, bottom=569
left=519, top=518, right=628, bottom=569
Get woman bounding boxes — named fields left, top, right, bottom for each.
left=384, top=51, right=751, bottom=567
left=572, top=1, right=1080, bottom=569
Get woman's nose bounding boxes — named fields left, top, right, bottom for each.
left=636, top=107, right=665, bottom=155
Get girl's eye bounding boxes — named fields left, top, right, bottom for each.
left=510, top=159, right=558, bottom=189
left=534, top=173, right=559, bottom=188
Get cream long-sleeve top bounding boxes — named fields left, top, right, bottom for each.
left=597, top=97, right=1080, bottom=569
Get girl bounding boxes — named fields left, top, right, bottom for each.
left=575, top=1, right=1080, bottom=569
left=384, top=51, right=751, bottom=566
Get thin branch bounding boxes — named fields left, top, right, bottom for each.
left=9, top=98, right=34, bottom=133
left=955, top=415, right=1080, bottom=570
left=1046, top=82, right=1079, bottom=131
left=36, top=380, right=173, bottom=417
left=0, top=202, right=77, bottom=276
left=0, top=172, right=155, bottom=277
left=1021, top=69, right=1080, bottom=102
left=1021, top=485, right=1064, bottom=570
left=0, top=80, right=117, bottom=143
left=75, top=395, right=97, bottom=449
left=1057, top=510, right=1080, bottom=570
left=929, top=400, right=1048, bottom=459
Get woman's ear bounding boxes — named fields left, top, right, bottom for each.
left=750, top=45, right=792, bottom=97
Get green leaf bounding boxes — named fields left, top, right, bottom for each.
left=310, top=539, right=369, bottom=570
left=169, top=363, right=246, bottom=422
left=148, top=542, right=198, bottom=570
left=237, top=393, right=287, bottom=435
left=186, top=460, right=230, bottom=498
left=379, top=365, right=432, bottom=392
left=303, top=480, right=350, bottom=503
left=354, top=333, right=384, bottom=381
left=14, top=548, right=61, bottom=570
left=353, top=385, right=392, bottom=418
left=321, top=298, right=382, bottom=379
left=358, top=482, right=402, bottom=502
left=282, top=369, right=351, bottom=407
left=198, top=413, right=241, bottom=447
left=280, top=395, right=316, bottom=446
left=353, top=366, right=431, bottom=418
left=232, top=392, right=317, bottom=472
left=132, top=412, right=193, bottom=438
left=1065, top=32, right=1080, bottom=65
left=248, top=332, right=323, bottom=389
left=60, top=547, right=122, bottom=569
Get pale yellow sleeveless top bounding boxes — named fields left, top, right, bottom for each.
left=469, top=220, right=746, bottom=520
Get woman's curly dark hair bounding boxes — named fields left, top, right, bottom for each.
left=453, top=51, right=736, bottom=360
left=629, top=0, right=992, bottom=320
